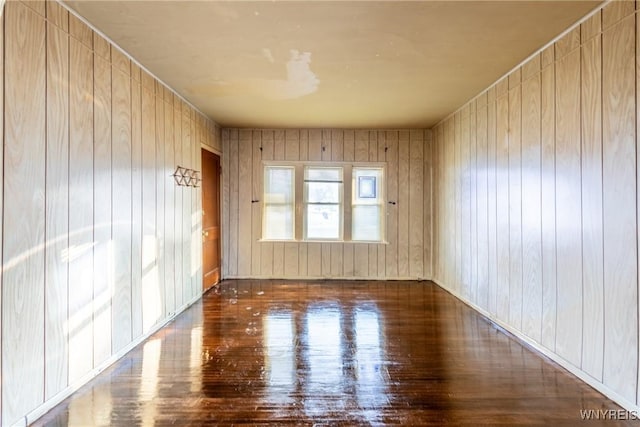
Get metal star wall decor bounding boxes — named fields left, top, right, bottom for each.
left=172, top=166, right=201, bottom=187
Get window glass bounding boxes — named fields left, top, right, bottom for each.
left=352, top=167, right=384, bottom=241
left=263, top=166, right=294, bottom=240
left=305, top=167, right=343, bottom=240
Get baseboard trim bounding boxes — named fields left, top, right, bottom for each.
left=430, top=278, right=640, bottom=415
left=222, top=275, right=433, bottom=281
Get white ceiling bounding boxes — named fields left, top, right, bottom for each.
left=65, top=1, right=601, bottom=129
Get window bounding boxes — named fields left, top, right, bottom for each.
left=263, top=166, right=295, bottom=240
left=262, top=162, right=386, bottom=243
left=352, top=167, right=384, bottom=241
left=304, top=167, right=343, bottom=240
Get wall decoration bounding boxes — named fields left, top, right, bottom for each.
left=172, top=166, right=201, bottom=187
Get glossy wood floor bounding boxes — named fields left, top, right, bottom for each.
left=35, top=280, right=634, bottom=426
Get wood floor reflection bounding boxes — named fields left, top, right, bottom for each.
left=34, top=280, right=634, bottom=426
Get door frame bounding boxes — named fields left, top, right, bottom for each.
left=201, top=144, right=223, bottom=286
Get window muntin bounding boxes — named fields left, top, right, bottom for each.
left=263, top=166, right=295, bottom=240
left=304, top=167, right=343, bottom=240
left=261, top=162, right=385, bottom=243
left=352, top=167, right=384, bottom=241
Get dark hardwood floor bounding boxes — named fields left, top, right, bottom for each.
left=34, top=280, right=635, bottom=426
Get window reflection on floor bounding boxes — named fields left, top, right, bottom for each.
left=190, top=326, right=203, bottom=393
left=263, top=311, right=295, bottom=403
left=304, top=304, right=344, bottom=416
left=140, top=338, right=162, bottom=427
left=354, top=306, right=386, bottom=422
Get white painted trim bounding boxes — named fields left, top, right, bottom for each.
left=201, top=143, right=222, bottom=157
left=430, top=278, right=640, bottom=415
left=19, top=293, right=204, bottom=427
left=0, top=0, right=5, bottom=19
left=434, top=0, right=609, bottom=128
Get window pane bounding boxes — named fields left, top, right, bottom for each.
left=305, top=167, right=342, bottom=182
left=352, top=205, right=381, bottom=241
left=265, top=167, right=294, bottom=204
left=306, top=204, right=341, bottom=239
left=306, top=182, right=340, bottom=203
left=264, top=205, right=294, bottom=240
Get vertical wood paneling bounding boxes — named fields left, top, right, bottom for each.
left=284, top=130, right=299, bottom=277
left=521, top=72, right=542, bottom=343
left=342, top=130, right=354, bottom=277
left=307, top=130, right=321, bottom=277
left=385, top=131, right=399, bottom=278
left=173, top=101, right=183, bottom=308
left=67, top=35, right=94, bottom=384
left=163, top=96, right=175, bottom=315
left=433, top=126, right=440, bottom=282
left=238, top=130, right=252, bottom=276
left=409, top=130, right=424, bottom=278
left=368, top=131, right=378, bottom=278
left=377, top=131, right=387, bottom=275
left=476, top=99, right=489, bottom=310
left=141, top=85, right=158, bottom=331
left=68, top=13, right=92, bottom=48
left=259, top=130, right=274, bottom=276
left=221, top=129, right=229, bottom=279
left=603, top=0, right=635, bottom=29
left=454, top=112, right=462, bottom=293
left=228, top=129, right=239, bottom=277
left=508, top=82, right=523, bottom=330
left=602, top=14, right=637, bottom=402
left=112, top=65, right=132, bottom=353
left=45, top=21, right=69, bottom=400
left=131, top=67, right=143, bottom=338
left=251, top=131, right=262, bottom=276
left=580, top=34, right=604, bottom=379
left=154, top=95, right=165, bottom=317
left=191, top=113, right=199, bottom=296
left=329, top=130, right=343, bottom=277
left=46, top=1, right=68, bottom=31
left=446, top=119, right=456, bottom=291
left=495, top=93, right=510, bottom=322
left=321, top=242, right=331, bottom=276
left=460, top=107, right=471, bottom=298
left=93, top=53, right=112, bottom=367
left=487, top=88, right=498, bottom=317
left=183, top=108, right=192, bottom=301
left=540, top=58, right=557, bottom=351
left=398, top=131, right=410, bottom=277
left=430, top=0, right=640, bottom=409
left=0, top=6, right=219, bottom=422
left=298, top=130, right=308, bottom=276
left=469, top=104, right=477, bottom=302
left=2, top=3, right=46, bottom=423
left=554, top=47, right=582, bottom=367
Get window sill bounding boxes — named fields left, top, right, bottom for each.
left=258, top=239, right=388, bottom=245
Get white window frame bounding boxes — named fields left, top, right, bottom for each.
left=261, top=161, right=387, bottom=243
left=303, top=166, right=344, bottom=241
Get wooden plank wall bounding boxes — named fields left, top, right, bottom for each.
left=222, top=129, right=432, bottom=280
left=0, top=2, right=221, bottom=425
left=432, top=1, right=640, bottom=410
